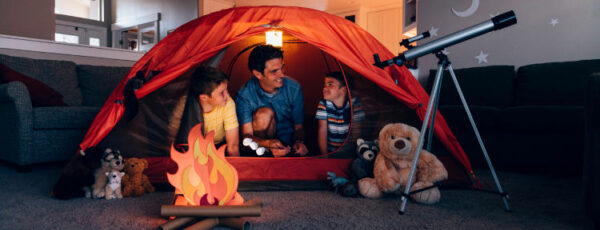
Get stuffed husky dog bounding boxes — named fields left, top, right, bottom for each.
left=91, top=148, right=124, bottom=198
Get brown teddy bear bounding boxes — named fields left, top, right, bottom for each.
left=121, top=158, right=155, bottom=197
left=358, top=123, right=448, bottom=204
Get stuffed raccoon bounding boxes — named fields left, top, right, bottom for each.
left=352, top=138, right=380, bottom=182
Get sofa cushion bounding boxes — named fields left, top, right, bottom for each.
left=0, top=54, right=82, bottom=106
left=77, top=65, right=130, bottom=107
left=497, top=106, right=583, bottom=132
left=428, top=65, right=516, bottom=108
left=0, top=64, right=67, bottom=107
left=33, top=106, right=101, bottom=129
left=515, top=59, right=600, bottom=106
left=438, top=105, right=500, bottom=132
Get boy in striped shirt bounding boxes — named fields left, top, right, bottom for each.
left=190, top=66, right=240, bottom=156
left=316, top=72, right=366, bottom=155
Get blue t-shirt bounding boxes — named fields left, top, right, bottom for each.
left=235, top=77, right=304, bottom=146
left=315, top=97, right=366, bottom=152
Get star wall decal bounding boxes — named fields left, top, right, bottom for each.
left=475, top=51, right=488, bottom=64
left=550, top=18, right=558, bottom=27
left=429, top=26, right=439, bottom=37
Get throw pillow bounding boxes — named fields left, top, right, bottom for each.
left=0, top=63, right=67, bottom=107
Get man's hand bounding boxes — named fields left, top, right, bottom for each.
left=268, top=140, right=290, bottom=157
left=292, top=141, right=308, bottom=156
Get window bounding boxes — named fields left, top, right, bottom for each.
left=55, top=33, right=80, bottom=44
left=55, top=0, right=103, bottom=21
left=112, top=13, right=161, bottom=52
left=89, top=37, right=100, bottom=46
left=54, top=0, right=108, bottom=46
left=55, top=21, right=107, bottom=46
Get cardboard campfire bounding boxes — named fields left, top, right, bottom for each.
left=160, top=124, right=261, bottom=230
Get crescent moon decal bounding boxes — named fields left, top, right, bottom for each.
left=452, top=0, right=479, bottom=18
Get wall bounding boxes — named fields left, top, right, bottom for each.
left=0, top=0, right=55, bottom=40
left=234, top=0, right=328, bottom=11
left=55, top=0, right=89, bottom=19
left=112, top=0, right=198, bottom=40
left=416, top=0, right=600, bottom=82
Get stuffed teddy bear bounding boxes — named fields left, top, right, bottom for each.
left=121, top=157, right=155, bottom=197
left=104, top=170, right=125, bottom=200
left=91, top=148, right=124, bottom=199
left=358, top=123, right=448, bottom=204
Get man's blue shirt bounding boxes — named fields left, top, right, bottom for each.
left=235, top=77, right=304, bottom=146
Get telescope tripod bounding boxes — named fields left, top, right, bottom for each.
left=398, top=52, right=511, bottom=214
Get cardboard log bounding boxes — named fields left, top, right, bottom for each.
left=219, top=217, right=250, bottom=230
left=183, top=218, right=219, bottom=230
left=159, top=217, right=197, bottom=230
left=161, top=204, right=261, bottom=217
left=182, top=217, right=249, bottom=230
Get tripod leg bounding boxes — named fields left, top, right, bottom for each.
left=426, top=76, right=442, bottom=151
left=446, top=65, right=511, bottom=212
left=399, top=63, right=445, bottom=214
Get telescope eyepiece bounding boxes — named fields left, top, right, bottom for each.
left=492, top=10, right=517, bottom=30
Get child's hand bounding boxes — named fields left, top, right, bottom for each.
left=292, top=141, right=308, bottom=156
left=269, top=140, right=290, bottom=157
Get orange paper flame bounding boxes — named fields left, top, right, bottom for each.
left=167, top=124, right=240, bottom=206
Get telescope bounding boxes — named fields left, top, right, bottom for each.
left=374, top=10, right=517, bottom=68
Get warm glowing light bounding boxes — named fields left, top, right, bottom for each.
left=265, top=30, right=283, bottom=47
left=167, top=124, right=243, bottom=206
left=403, top=27, right=418, bottom=38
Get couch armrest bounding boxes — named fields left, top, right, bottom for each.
left=0, top=82, right=33, bottom=166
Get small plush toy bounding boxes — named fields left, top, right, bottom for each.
left=351, top=138, right=379, bottom=182
left=91, top=148, right=124, bottom=199
left=104, top=170, right=125, bottom=200
left=358, top=123, right=448, bottom=204
left=121, top=158, right=155, bottom=197
left=326, top=172, right=357, bottom=197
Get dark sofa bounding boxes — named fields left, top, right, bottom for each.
left=427, top=59, right=600, bottom=175
left=584, top=72, right=600, bottom=228
left=0, top=54, right=130, bottom=170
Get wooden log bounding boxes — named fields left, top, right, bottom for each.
left=160, top=204, right=261, bottom=217
left=183, top=218, right=219, bottom=230
left=158, top=217, right=198, bottom=230
left=219, top=217, right=250, bottom=230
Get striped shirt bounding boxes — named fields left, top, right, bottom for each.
left=315, top=97, right=366, bottom=152
left=203, top=96, right=239, bottom=144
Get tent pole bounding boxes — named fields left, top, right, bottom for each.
left=399, top=52, right=511, bottom=214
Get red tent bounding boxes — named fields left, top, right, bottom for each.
left=78, top=6, right=473, bottom=184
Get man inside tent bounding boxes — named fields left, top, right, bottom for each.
left=235, top=45, right=309, bottom=157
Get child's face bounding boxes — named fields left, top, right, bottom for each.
left=204, top=82, right=229, bottom=107
left=322, top=77, right=346, bottom=101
